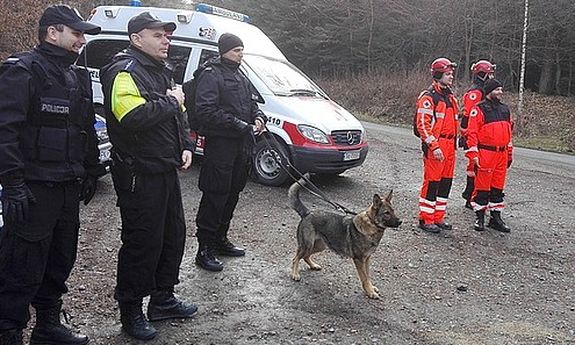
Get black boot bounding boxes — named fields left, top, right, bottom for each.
left=147, top=290, right=198, bottom=321
left=195, top=244, right=224, bottom=271
left=462, top=177, right=474, bottom=209
left=474, top=211, right=486, bottom=232
left=213, top=237, right=245, bottom=257
left=30, top=303, right=88, bottom=345
left=0, top=329, right=23, bottom=345
left=418, top=220, right=440, bottom=233
left=435, top=221, right=453, bottom=230
left=488, top=211, right=511, bottom=232
left=119, top=301, right=157, bottom=341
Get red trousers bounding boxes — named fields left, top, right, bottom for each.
left=418, top=138, right=456, bottom=224
left=471, top=149, right=509, bottom=211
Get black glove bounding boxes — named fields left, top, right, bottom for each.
left=79, top=174, right=98, bottom=206
left=1, top=175, right=37, bottom=225
left=458, top=136, right=467, bottom=149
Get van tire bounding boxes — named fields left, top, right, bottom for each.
left=251, top=135, right=291, bottom=187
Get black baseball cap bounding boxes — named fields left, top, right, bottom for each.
left=39, top=5, right=101, bottom=35
left=128, top=12, right=177, bottom=35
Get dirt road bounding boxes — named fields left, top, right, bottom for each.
left=58, top=122, right=575, bottom=344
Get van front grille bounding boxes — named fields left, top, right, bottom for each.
left=331, top=130, right=362, bottom=146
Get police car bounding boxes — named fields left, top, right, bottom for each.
left=82, top=3, right=368, bottom=186
left=95, top=114, right=112, bottom=165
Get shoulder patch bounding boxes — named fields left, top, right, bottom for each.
left=470, top=109, right=478, bottom=117
left=122, top=59, right=137, bottom=72
left=469, top=93, right=477, bottom=101
left=422, top=99, right=432, bottom=109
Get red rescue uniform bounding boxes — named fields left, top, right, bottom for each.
left=465, top=98, right=513, bottom=212
left=415, top=82, right=459, bottom=224
left=461, top=85, right=484, bottom=176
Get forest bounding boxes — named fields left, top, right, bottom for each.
left=1, top=0, right=574, bottom=150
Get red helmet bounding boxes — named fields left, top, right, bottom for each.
left=430, top=58, right=457, bottom=75
left=471, top=60, right=496, bottom=75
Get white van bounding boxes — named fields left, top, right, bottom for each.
left=83, top=3, right=368, bottom=186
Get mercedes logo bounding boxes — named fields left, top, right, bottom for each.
left=346, top=131, right=355, bottom=145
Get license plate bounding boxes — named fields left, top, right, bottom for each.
left=99, top=149, right=111, bottom=162
left=343, top=150, right=361, bottom=161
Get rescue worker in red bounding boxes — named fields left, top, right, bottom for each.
left=415, top=58, right=459, bottom=233
left=465, top=78, right=512, bottom=232
left=460, top=60, right=496, bottom=208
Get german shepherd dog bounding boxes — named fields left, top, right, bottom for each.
left=288, top=174, right=402, bottom=299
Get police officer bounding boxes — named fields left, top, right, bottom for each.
left=0, top=5, right=103, bottom=345
left=193, top=33, right=267, bottom=271
left=465, top=79, right=513, bottom=232
left=99, top=12, right=197, bottom=341
left=460, top=60, right=496, bottom=208
left=415, top=58, right=459, bottom=233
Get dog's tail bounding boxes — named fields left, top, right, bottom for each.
left=288, top=173, right=310, bottom=218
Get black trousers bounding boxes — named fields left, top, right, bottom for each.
left=0, top=181, right=80, bottom=330
left=196, top=136, right=249, bottom=247
left=111, top=167, right=186, bottom=303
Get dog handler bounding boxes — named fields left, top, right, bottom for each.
left=193, top=33, right=267, bottom=271
left=465, top=79, right=513, bottom=232
left=415, top=58, right=459, bottom=233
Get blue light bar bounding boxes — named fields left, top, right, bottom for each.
left=129, top=0, right=141, bottom=6
left=195, top=3, right=250, bottom=23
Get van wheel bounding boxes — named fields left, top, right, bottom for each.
left=251, top=136, right=290, bottom=187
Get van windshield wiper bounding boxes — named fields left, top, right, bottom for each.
left=287, top=89, right=327, bottom=99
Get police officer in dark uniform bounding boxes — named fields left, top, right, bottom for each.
left=99, top=12, right=197, bottom=341
left=193, top=33, right=267, bottom=272
left=0, top=5, right=103, bottom=345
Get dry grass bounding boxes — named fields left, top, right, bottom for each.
left=317, top=71, right=575, bottom=153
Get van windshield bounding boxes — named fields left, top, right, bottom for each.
left=244, top=55, right=326, bottom=98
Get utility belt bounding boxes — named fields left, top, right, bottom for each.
left=478, top=144, right=507, bottom=152
left=439, top=134, right=455, bottom=139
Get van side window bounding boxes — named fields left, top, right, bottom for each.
left=80, top=40, right=191, bottom=85
left=168, top=45, right=191, bottom=85
left=199, top=49, right=219, bottom=67
left=81, top=40, right=128, bottom=70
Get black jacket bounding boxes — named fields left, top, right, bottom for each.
left=195, top=57, right=265, bottom=138
left=100, top=47, right=194, bottom=174
left=0, top=42, right=101, bottom=182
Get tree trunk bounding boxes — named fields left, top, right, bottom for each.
left=539, top=58, right=553, bottom=94
left=554, top=51, right=561, bottom=95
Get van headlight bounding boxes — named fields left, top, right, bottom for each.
left=297, top=125, right=330, bottom=144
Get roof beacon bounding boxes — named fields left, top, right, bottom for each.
left=194, top=3, right=250, bottom=23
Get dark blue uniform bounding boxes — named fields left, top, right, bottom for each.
left=100, top=47, right=194, bottom=303
left=0, top=42, right=102, bottom=331
left=194, top=57, right=266, bottom=250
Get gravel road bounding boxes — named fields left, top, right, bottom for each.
left=48, top=122, right=575, bottom=345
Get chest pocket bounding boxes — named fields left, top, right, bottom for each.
left=223, top=75, right=241, bottom=95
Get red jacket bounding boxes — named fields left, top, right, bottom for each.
left=415, top=82, right=459, bottom=151
left=465, top=98, right=513, bottom=160
left=460, top=85, right=484, bottom=136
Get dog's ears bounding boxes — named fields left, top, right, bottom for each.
left=372, top=194, right=383, bottom=208
left=385, top=189, right=393, bottom=203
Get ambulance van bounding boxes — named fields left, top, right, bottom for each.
left=83, top=3, right=368, bottom=186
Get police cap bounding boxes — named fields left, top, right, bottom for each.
left=127, top=12, right=177, bottom=35
left=39, top=5, right=101, bottom=35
